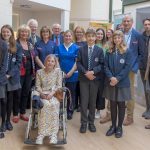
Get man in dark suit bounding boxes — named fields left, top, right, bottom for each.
left=122, top=15, right=144, bottom=126
left=51, top=23, right=64, bottom=46
left=139, top=18, right=150, bottom=126
left=77, top=28, right=104, bottom=133
left=27, top=19, right=41, bottom=46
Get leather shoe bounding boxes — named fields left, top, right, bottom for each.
left=6, top=121, right=13, bottom=131
left=1, top=123, right=6, bottom=132
left=20, top=114, right=29, bottom=122
left=80, top=124, right=87, bottom=133
left=67, top=113, right=72, bottom=120
left=115, top=127, right=123, bottom=138
left=88, top=124, right=96, bottom=132
left=0, top=132, right=4, bottom=139
left=106, top=126, right=116, bottom=136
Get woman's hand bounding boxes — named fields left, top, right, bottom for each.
left=66, top=71, right=73, bottom=78
left=40, top=93, right=47, bottom=99
left=110, top=77, right=118, bottom=86
left=46, top=91, right=55, bottom=100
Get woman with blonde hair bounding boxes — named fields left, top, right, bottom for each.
left=104, top=30, right=132, bottom=138
left=14, top=24, right=35, bottom=123
left=35, top=54, right=62, bottom=144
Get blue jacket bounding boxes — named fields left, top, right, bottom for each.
left=77, top=44, right=104, bottom=81
left=127, top=28, right=143, bottom=73
left=51, top=34, right=64, bottom=46
left=0, top=39, right=8, bottom=85
left=7, top=43, right=22, bottom=85
left=29, top=35, right=41, bottom=46
left=104, top=49, right=132, bottom=88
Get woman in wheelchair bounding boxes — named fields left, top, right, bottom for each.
left=34, top=54, right=62, bottom=145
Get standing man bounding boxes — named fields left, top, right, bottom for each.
left=122, top=15, right=143, bottom=126
left=139, top=18, right=150, bottom=121
left=51, top=23, right=64, bottom=46
left=27, top=19, right=41, bottom=46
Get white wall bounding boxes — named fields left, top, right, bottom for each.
left=0, top=0, right=12, bottom=28
left=29, top=0, right=71, bottom=11
left=13, top=8, right=61, bottom=34
left=124, top=1, right=150, bottom=27
left=91, top=0, right=109, bottom=22
left=70, top=0, right=110, bottom=29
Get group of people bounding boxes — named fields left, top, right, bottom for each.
left=0, top=14, right=150, bottom=144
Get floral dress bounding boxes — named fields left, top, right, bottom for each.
left=35, top=68, right=62, bottom=139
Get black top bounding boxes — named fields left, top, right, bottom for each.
left=23, top=49, right=32, bottom=74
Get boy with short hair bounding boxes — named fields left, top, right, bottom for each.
left=77, top=28, right=104, bottom=133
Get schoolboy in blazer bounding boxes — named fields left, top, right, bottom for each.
left=77, top=28, right=104, bottom=133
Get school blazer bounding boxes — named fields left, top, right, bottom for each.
left=128, top=28, right=143, bottom=73
left=104, top=49, right=132, bottom=88
left=77, top=44, right=104, bottom=81
left=7, top=43, right=22, bottom=85
left=0, top=39, right=8, bottom=85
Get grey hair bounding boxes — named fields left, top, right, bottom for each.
left=27, top=19, right=38, bottom=27
left=122, top=14, right=133, bottom=22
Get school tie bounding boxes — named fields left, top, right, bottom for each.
left=55, top=36, right=59, bottom=46
left=88, top=47, right=93, bottom=70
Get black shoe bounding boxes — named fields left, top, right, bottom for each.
left=76, top=107, right=81, bottom=112
left=80, top=124, right=87, bottom=133
left=88, top=124, right=96, bottom=132
left=6, top=121, right=13, bottom=131
left=106, top=126, right=116, bottom=136
left=115, top=127, right=123, bottom=138
left=1, top=123, right=6, bottom=132
left=0, top=132, right=4, bottom=139
left=67, top=113, right=73, bottom=120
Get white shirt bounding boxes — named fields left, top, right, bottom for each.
left=124, top=28, right=132, bottom=48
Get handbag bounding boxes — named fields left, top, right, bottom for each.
left=54, top=88, right=64, bottom=102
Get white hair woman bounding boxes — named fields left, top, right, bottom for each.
left=35, top=54, right=62, bottom=144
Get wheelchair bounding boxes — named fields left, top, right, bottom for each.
left=24, top=74, right=71, bottom=145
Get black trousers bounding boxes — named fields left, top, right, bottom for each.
left=140, top=70, right=150, bottom=111
left=75, top=81, right=80, bottom=109
left=20, top=73, right=32, bottom=114
left=96, top=79, right=105, bottom=110
left=66, top=82, right=77, bottom=115
left=80, top=80, right=100, bottom=125
left=7, top=89, right=21, bottom=117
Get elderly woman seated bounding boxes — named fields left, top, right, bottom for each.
left=35, top=54, right=62, bottom=145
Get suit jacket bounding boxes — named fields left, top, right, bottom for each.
left=77, top=44, right=104, bottom=81
left=128, top=28, right=143, bottom=73
left=0, top=38, right=8, bottom=85
left=29, top=35, right=41, bottom=46
left=139, top=31, right=150, bottom=71
left=104, top=49, right=132, bottom=88
left=51, top=34, right=64, bottom=45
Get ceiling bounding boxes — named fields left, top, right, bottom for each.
left=13, top=0, right=58, bottom=11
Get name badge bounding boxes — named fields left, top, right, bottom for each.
left=95, top=57, right=99, bottom=62
left=12, top=58, right=16, bottom=62
left=120, top=58, right=125, bottom=64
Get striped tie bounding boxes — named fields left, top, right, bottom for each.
left=88, top=47, right=92, bottom=70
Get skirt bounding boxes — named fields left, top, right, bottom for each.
left=103, top=85, right=131, bottom=102
left=0, top=85, right=6, bottom=99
